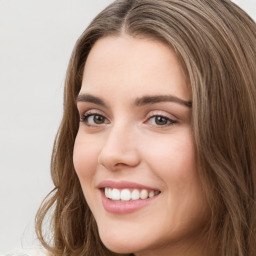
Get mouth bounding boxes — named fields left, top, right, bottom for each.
left=102, top=187, right=161, bottom=201
left=98, top=181, right=161, bottom=214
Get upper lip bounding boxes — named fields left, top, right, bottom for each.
left=97, top=180, right=160, bottom=191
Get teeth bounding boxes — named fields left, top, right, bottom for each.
left=140, top=189, right=148, bottom=199
left=112, top=188, right=121, bottom=201
left=104, top=188, right=159, bottom=201
left=131, top=189, right=140, bottom=200
left=149, top=191, right=154, bottom=198
left=121, top=189, right=131, bottom=201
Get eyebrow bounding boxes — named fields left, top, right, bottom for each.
left=135, top=95, right=192, bottom=108
left=76, top=94, right=107, bottom=107
left=76, top=93, right=192, bottom=108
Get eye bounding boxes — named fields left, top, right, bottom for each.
left=147, top=115, right=177, bottom=127
left=80, top=113, right=109, bottom=126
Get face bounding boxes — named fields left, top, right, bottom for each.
left=73, top=35, right=209, bottom=256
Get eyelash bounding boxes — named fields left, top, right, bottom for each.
left=146, top=115, right=177, bottom=127
left=80, top=112, right=109, bottom=126
left=80, top=112, right=177, bottom=128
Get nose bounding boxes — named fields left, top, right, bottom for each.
left=98, top=124, right=140, bottom=171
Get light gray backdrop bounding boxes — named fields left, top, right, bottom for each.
left=0, top=0, right=255, bottom=253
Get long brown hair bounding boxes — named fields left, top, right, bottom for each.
left=36, top=1, right=256, bottom=255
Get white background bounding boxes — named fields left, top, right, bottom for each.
left=0, top=0, right=255, bottom=253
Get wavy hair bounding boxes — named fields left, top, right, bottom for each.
left=36, top=1, right=256, bottom=255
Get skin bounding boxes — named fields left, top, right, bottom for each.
left=73, top=35, right=210, bottom=256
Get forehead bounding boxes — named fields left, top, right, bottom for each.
left=81, top=35, right=191, bottom=101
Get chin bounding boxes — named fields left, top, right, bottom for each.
left=98, top=229, right=144, bottom=254
left=100, top=237, right=134, bottom=254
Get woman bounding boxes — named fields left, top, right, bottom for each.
left=34, top=0, right=256, bottom=255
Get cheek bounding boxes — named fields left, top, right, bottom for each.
left=142, top=129, right=197, bottom=182
left=73, top=134, right=99, bottom=181
left=73, top=134, right=103, bottom=212
left=141, top=129, right=204, bottom=211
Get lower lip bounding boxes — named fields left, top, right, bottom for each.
left=101, top=191, right=159, bottom=214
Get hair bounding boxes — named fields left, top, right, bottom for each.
left=35, top=0, right=256, bottom=255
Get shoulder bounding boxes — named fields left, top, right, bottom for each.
left=0, top=248, right=47, bottom=256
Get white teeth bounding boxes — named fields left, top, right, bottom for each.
left=140, top=189, right=148, bottom=199
left=131, top=189, right=140, bottom=200
left=120, top=189, right=131, bottom=201
left=105, top=188, right=110, bottom=198
left=108, top=188, right=112, bottom=198
left=104, top=188, right=159, bottom=201
left=105, top=188, right=112, bottom=198
left=111, top=188, right=121, bottom=201
left=149, top=190, right=155, bottom=198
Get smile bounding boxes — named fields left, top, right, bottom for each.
left=98, top=181, right=161, bottom=214
left=104, top=187, right=161, bottom=201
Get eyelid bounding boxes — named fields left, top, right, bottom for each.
left=145, top=110, right=177, bottom=121
left=80, top=109, right=110, bottom=126
left=144, top=110, right=178, bottom=127
left=79, top=108, right=108, bottom=118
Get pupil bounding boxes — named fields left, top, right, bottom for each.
left=156, top=116, right=167, bottom=125
left=94, top=115, right=104, bottom=124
